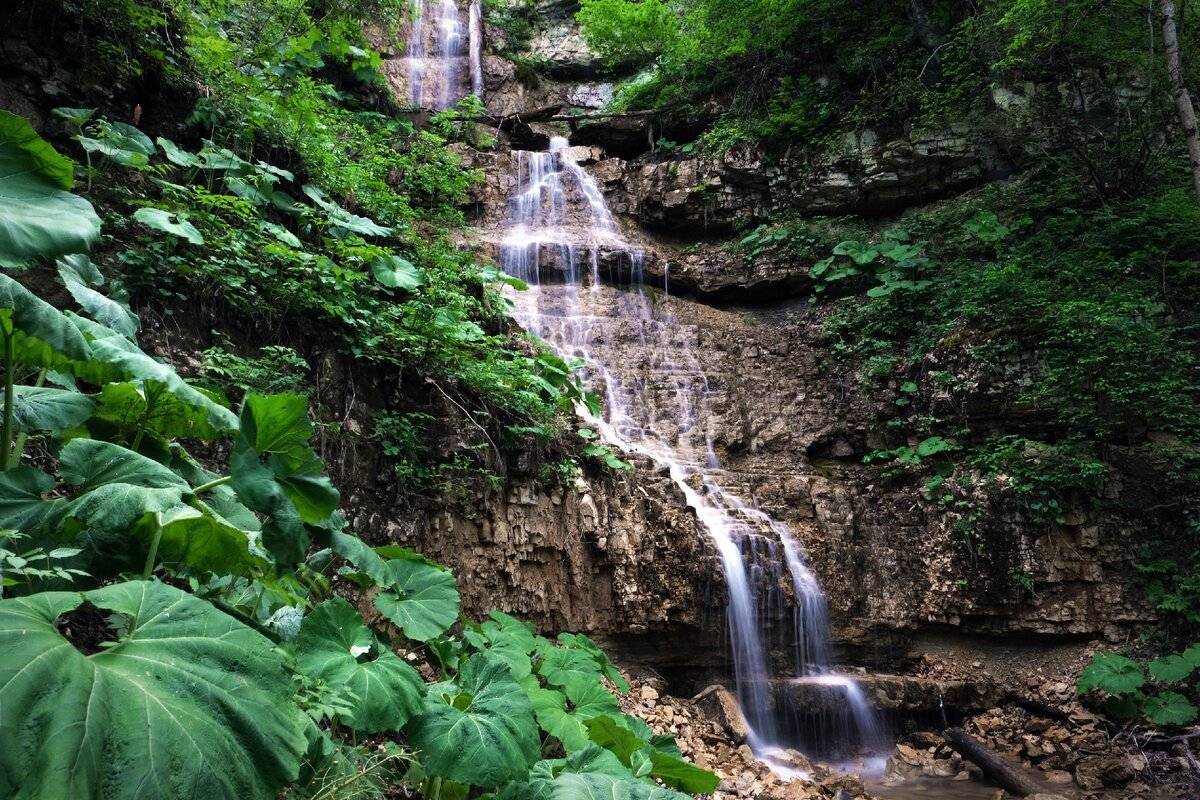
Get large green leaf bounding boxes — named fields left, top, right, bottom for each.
left=141, top=505, right=267, bottom=576
left=0, top=111, right=100, bottom=266
left=11, top=385, right=95, bottom=433
left=371, top=254, right=423, bottom=290
left=240, top=392, right=316, bottom=463
left=229, top=441, right=307, bottom=565
left=133, top=207, right=205, bottom=245
left=88, top=335, right=237, bottom=432
left=0, top=273, right=91, bottom=364
left=559, top=632, right=631, bottom=693
left=302, top=184, right=391, bottom=237
left=293, top=598, right=425, bottom=732
left=550, top=773, right=693, bottom=800
left=1077, top=652, right=1145, bottom=695
left=539, top=645, right=604, bottom=688
left=0, top=464, right=63, bottom=531
left=495, top=747, right=632, bottom=800
left=637, top=749, right=719, bottom=793
left=373, top=557, right=460, bottom=641
left=584, top=715, right=647, bottom=764
left=59, top=438, right=188, bottom=491
left=95, top=380, right=223, bottom=441
left=235, top=394, right=339, bottom=522
left=56, top=253, right=106, bottom=287
left=56, top=439, right=189, bottom=557
left=1144, top=691, right=1198, bottom=726
left=58, top=260, right=138, bottom=337
left=0, top=581, right=307, bottom=800
left=408, top=654, right=541, bottom=787
left=79, top=121, right=155, bottom=168
left=530, top=686, right=590, bottom=751
left=330, top=529, right=392, bottom=586
left=1148, top=653, right=1197, bottom=684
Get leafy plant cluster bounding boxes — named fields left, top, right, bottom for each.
left=40, top=0, right=615, bottom=493
left=0, top=113, right=715, bottom=800
left=814, top=167, right=1199, bottom=604
left=1077, top=645, right=1200, bottom=727
left=576, top=0, right=1200, bottom=186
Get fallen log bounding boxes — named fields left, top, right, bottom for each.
left=1002, top=691, right=1073, bottom=723
left=944, top=727, right=1044, bottom=797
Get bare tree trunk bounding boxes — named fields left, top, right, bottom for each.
left=1160, top=0, right=1200, bottom=197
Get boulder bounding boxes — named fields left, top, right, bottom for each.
left=693, top=685, right=751, bottom=744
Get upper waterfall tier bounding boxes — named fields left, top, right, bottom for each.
left=397, top=0, right=482, bottom=110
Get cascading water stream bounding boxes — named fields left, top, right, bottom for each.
left=495, top=137, right=886, bottom=770
left=468, top=0, right=484, bottom=97
left=403, top=0, right=482, bottom=109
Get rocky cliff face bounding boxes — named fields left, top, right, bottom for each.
left=372, top=0, right=1156, bottom=684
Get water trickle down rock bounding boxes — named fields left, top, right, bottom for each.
left=495, top=136, right=888, bottom=767
left=396, top=0, right=481, bottom=110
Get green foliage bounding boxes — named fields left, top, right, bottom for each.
left=372, top=556, right=461, bottom=641
left=293, top=597, right=425, bottom=732
left=0, top=111, right=101, bottom=267
left=0, top=76, right=703, bottom=798
left=810, top=228, right=931, bottom=298
left=1077, top=645, right=1200, bottom=727
left=201, top=343, right=311, bottom=400
left=577, top=0, right=679, bottom=66
left=409, top=654, right=542, bottom=786
left=0, top=581, right=308, bottom=800
left=1135, top=539, right=1200, bottom=629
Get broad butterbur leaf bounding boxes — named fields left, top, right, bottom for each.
left=0, top=273, right=90, bottom=366
left=51, top=107, right=96, bottom=129
left=232, top=394, right=339, bottom=537
left=60, top=438, right=188, bottom=491
left=1144, top=692, right=1198, bottom=726
left=1148, top=654, right=1197, bottom=684
left=293, top=598, right=425, bottom=732
left=79, top=121, right=155, bottom=168
left=95, top=379, right=224, bottom=441
left=638, top=749, right=719, bottom=793
left=408, top=654, right=540, bottom=787
left=0, top=465, right=62, bottom=531
left=57, top=259, right=138, bottom=337
left=11, top=385, right=95, bottom=433
left=134, top=207, right=205, bottom=245
left=141, top=505, right=267, bottom=576
left=56, top=253, right=105, bottom=286
left=1077, top=652, right=1145, bottom=695
left=0, top=581, right=307, bottom=800
left=0, top=111, right=100, bottom=266
left=495, top=746, right=632, bottom=800
left=540, top=645, right=604, bottom=688
left=371, top=254, right=423, bottom=289
left=550, top=773, right=692, bottom=800
left=87, top=335, right=237, bottom=432
left=302, top=184, right=391, bottom=237
left=373, top=556, right=460, bottom=641
left=584, top=714, right=646, bottom=764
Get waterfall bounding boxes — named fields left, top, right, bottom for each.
left=468, top=0, right=484, bottom=98
left=495, top=137, right=885, bottom=768
left=406, top=0, right=427, bottom=107
left=403, top=0, right=475, bottom=109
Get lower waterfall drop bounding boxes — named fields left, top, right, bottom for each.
left=496, top=137, right=886, bottom=771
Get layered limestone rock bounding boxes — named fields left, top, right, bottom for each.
left=346, top=457, right=720, bottom=638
